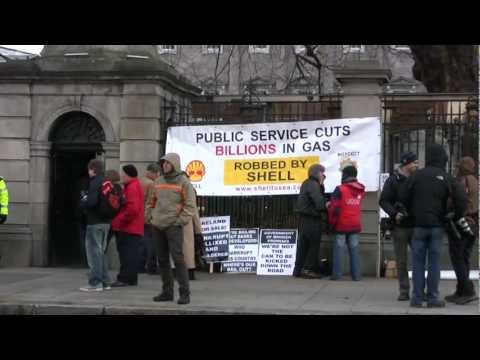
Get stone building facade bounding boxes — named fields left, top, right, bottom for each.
left=0, top=45, right=199, bottom=267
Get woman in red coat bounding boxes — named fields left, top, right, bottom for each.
left=111, top=165, right=145, bottom=287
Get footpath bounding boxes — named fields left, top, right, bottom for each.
left=0, top=268, right=478, bottom=315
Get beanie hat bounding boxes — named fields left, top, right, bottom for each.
left=425, top=144, right=448, bottom=168
left=342, top=165, right=358, bottom=179
left=122, top=164, right=138, bottom=178
left=400, top=151, right=417, bottom=166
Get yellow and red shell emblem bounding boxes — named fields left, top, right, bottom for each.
left=186, top=160, right=206, bottom=182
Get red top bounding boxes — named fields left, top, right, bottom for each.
left=328, top=180, right=365, bottom=233
left=112, top=178, right=145, bottom=236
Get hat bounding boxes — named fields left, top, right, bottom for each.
left=400, top=151, right=417, bottom=167
left=342, top=165, right=357, bottom=179
left=122, top=164, right=138, bottom=178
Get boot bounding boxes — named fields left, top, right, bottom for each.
left=153, top=292, right=174, bottom=302
left=455, top=281, right=478, bottom=305
left=177, top=293, right=190, bottom=305
left=188, top=269, right=196, bottom=280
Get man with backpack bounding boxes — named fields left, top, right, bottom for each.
left=111, top=165, right=145, bottom=287
left=79, top=159, right=114, bottom=292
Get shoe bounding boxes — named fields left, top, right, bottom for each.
left=79, top=284, right=103, bottom=292
left=445, top=292, right=461, bottom=303
left=111, top=281, right=129, bottom=287
left=177, top=295, right=190, bottom=305
left=427, top=300, right=446, bottom=308
left=301, top=270, right=323, bottom=279
left=153, top=293, right=174, bottom=302
left=454, top=293, right=478, bottom=305
left=330, top=276, right=341, bottom=281
left=103, top=283, right=112, bottom=290
left=292, top=270, right=302, bottom=278
left=410, top=302, right=423, bottom=308
left=397, top=293, right=410, bottom=301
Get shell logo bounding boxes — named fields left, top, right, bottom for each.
left=186, top=160, right=206, bottom=182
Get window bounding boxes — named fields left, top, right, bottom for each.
left=203, top=45, right=223, bottom=54
left=249, top=45, right=270, bottom=54
left=342, top=45, right=365, bottom=53
left=158, top=45, right=177, bottom=54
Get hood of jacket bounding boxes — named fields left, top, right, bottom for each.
left=342, top=179, right=365, bottom=192
left=426, top=144, right=448, bottom=169
left=458, top=156, right=476, bottom=176
left=160, top=153, right=182, bottom=178
left=308, top=164, right=325, bottom=180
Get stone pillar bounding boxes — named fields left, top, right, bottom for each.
left=333, top=60, right=391, bottom=277
left=29, top=141, right=52, bottom=266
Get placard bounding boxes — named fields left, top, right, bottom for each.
left=257, top=229, right=297, bottom=276
left=379, top=173, right=390, bottom=219
left=221, top=228, right=259, bottom=273
left=200, top=216, right=230, bottom=263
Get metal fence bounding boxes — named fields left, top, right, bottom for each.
left=382, top=93, right=478, bottom=174
left=162, top=96, right=342, bottom=228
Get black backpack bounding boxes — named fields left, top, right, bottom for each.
left=98, top=181, right=123, bottom=220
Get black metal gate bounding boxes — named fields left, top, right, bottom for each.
left=162, top=96, right=342, bottom=228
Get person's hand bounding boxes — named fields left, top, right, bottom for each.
left=0, top=215, right=7, bottom=224
left=395, top=212, right=404, bottom=224
left=318, top=173, right=326, bottom=185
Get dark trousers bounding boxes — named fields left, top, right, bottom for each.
left=153, top=225, right=190, bottom=297
left=393, top=227, right=413, bottom=296
left=294, top=216, right=322, bottom=274
left=448, top=233, right=476, bottom=296
left=145, top=224, right=158, bottom=271
left=115, top=232, right=140, bottom=285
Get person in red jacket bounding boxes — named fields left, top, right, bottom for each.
left=327, top=162, right=365, bottom=281
left=111, top=165, right=145, bottom=287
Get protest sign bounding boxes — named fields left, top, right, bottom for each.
left=166, top=117, right=381, bottom=196
left=200, top=216, right=230, bottom=263
left=379, top=173, right=390, bottom=219
left=257, top=229, right=297, bottom=276
left=221, top=228, right=259, bottom=273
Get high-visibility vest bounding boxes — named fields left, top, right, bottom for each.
left=0, top=177, right=9, bottom=216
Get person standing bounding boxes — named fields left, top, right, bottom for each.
left=445, top=156, right=478, bottom=305
left=79, top=160, right=112, bottom=292
left=400, top=144, right=468, bottom=308
left=0, top=176, right=9, bottom=225
left=328, top=162, right=365, bottom=281
left=379, top=152, right=419, bottom=301
left=149, top=153, right=196, bottom=305
left=293, top=164, right=327, bottom=279
left=140, top=163, right=161, bottom=275
left=111, top=165, right=145, bottom=287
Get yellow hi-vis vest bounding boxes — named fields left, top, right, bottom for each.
left=0, top=177, right=9, bottom=216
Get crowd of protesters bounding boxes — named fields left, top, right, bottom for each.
left=74, top=144, right=477, bottom=308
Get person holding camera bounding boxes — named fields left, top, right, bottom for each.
left=400, top=144, right=468, bottom=308
left=445, top=156, right=478, bottom=305
left=379, top=152, right=418, bottom=301
left=293, top=164, right=327, bottom=279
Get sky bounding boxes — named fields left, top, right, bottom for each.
left=1, top=45, right=44, bottom=54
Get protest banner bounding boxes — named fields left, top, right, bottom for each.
left=166, top=117, right=381, bottom=196
left=257, top=229, right=297, bottom=276
left=221, top=228, right=259, bottom=273
left=200, top=216, right=230, bottom=264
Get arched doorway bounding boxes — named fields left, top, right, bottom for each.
left=48, top=111, right=106, bottom=267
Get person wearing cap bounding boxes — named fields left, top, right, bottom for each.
left=293, top=163, right=327, bottom=278
left=379, top=151, right=419, bottom=301
left=148, top=153, right=196, bottom=305
left=111, top=164, right=145, bottom=287
left=400, top=144, right=468, bottom=308
left=327, top=161, right=365, bottom=281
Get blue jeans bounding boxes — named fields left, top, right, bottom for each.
left=85, top=223, right=112, bottom=286
left=332, top=233, right=361, bottom=280
left=411, top=227, right=444, bottom=305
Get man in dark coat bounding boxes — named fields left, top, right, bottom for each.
left=293, top=164, right=327, bottom=279
left=400, top=144, right=468, bottom=308
left=379, top=151, right=418, bottom=301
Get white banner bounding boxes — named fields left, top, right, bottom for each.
left=166, top=117, right=381, bottom=196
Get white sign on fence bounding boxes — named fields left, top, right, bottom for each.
left=200, top=216, right=230, bottom=263
left=221, top=228, right=259, bottom=273
left=379, top=173, right=390, bottom=219
left=257, top=229, right=297, bottom=276
left=166, top=117, right=381, bottom=196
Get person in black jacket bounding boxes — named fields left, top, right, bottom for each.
left=293, top=164, right=327, bottom=279
left=379, top=152, right=418, bottom=301
left=400, top=144, right=468, bottom=308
